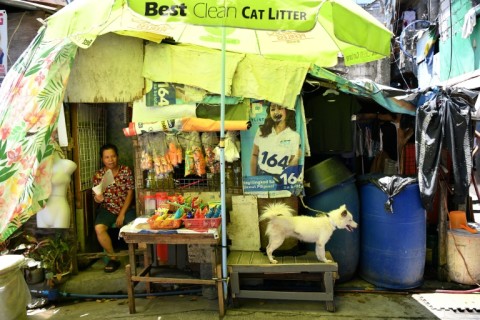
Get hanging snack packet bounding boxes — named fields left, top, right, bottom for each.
left=183, top=132, right=206, bottom=176
left=138, top=134, right=154, bottom=170
left=182, top=132, right=196, bottom=176
left=201, top=132, right=220, bottom=173
left=165, top=133, right=183, bottom=167
left=193, top=145, right=207, bottom=176
left=224, top=131, right=241, bottom=162
left=151, top=132, right=174, bottom=175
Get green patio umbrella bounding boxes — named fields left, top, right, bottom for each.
left=0, top=1, right=392, bottom=299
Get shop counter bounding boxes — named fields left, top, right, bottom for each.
left=120, top=219, right=225, bottom=316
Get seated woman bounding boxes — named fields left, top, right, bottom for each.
left=93, top=143, right=136, bottom=273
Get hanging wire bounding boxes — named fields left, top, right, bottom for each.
left=398, top=20, right=432, bottom=61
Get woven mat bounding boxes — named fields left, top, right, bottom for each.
left=413, top=293, right=480, bottom=319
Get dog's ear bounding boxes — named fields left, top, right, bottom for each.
left=341, top=210, right=347, bottom=217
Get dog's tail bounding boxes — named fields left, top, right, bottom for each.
left=259, top=202, right=294, bottom=221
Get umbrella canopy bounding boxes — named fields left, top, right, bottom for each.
left=0, top=0, right=393, bottom=251
left=46, top=0, right=392, bottom=67
left=162, top=0, right=392, bottom=67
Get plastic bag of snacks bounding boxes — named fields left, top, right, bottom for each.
left=150, top=132, right=174, bottom=175
left=183, top=132, right=206, bottom=176
left=201, top=132, right=220, bottom=174
left=214, top=131, right=240, bottom=163
left=138, top=134, right=154, bottom=170
left=165, top=133, right=183, bottom=167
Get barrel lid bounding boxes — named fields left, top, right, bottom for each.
left=0, top=255, right=25, bottom=274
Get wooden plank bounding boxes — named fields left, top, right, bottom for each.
left=281, top=255, right=296, bottom=264
left=438, top=181, right=449, bottom=281
left=229, top=195, right=261, bottom=251
left=232, top=263, right=337, bottom=273
left=131, top=276, right=215, bottom=285
left=236, top=289, right=332, bottom=301
left=121, top=232, right=219, bottom=245
left=228, top=251, right=337, bottom=271
left=227, top=250, right=336, bottom=308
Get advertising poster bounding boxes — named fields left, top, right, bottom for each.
left=241, top=98, right=305, bottom=197
left=0, top=10, right=7, bottom=81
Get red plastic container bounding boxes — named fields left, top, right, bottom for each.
left=182, top=218, right=221, bottom=231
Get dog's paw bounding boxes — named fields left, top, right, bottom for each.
left=323, top=259, right=333, bottom=263
left=269, top=259, right=278, bottom=264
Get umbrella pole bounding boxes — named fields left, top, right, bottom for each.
left=219, top=26, right=228, bottom=299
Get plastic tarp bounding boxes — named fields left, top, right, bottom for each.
left=416, top=87, right=478, bottom=210
left=371, top=176, right=417, bottom=213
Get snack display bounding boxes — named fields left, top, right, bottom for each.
left=145, top=194, right=222, bottom=231
left=147, top=208, right=184, bottom=229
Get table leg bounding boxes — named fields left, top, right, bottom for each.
left=323, top=271, right=335, bottom=312
left=145, top=244, right=152, bottom=293
left=126, top=243, right=137, bottom=314
left=216, top=263, right=225, bottom=316
left=125, top=264, right=135, bottom=314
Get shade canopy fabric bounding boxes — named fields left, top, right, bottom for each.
left=0, top=0, right=393, bottom=243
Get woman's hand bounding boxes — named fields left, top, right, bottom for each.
left=94, top=193, right=104, bottom=203
left=116, top=214, right=125, bottom=227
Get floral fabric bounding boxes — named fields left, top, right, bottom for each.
left=0, top=28, right=77, bottom=243
left=93, top=165, right=134, bottom=215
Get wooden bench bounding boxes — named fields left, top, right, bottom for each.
left=228, top=250, right=338, bottom=312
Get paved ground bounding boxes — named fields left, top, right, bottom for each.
left=22, top=259, right=479, bottom=320
left=27, top=292, right=439, bottom=320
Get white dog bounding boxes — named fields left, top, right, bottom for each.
left=259, top=202, right=358, bottom=264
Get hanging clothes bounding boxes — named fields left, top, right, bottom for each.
left=401, top=9, right=416, bottom=29
left=304, top=91, right=361, bottom=154
left=416, top=87, right=478, bottom=210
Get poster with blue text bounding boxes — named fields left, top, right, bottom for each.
left=241, top=98, right=305, bottom=197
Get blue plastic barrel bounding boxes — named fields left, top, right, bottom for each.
left=304, top=178, right=360, bottom=282
left=360, top=182, right=426, bottom=289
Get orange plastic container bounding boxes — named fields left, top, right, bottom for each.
left=448, top=211, right=477, bottom=233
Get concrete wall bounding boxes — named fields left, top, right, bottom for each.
left=3, top=10, right=47, bottom=85
left=347, top=0, right=394, bottom=85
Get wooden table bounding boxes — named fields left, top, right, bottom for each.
left=228, top=250, right=338, bottom=312
left=121, top=230, right=225, bottom=316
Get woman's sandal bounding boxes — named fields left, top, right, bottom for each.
left=104, top=259, right=121, bottom=273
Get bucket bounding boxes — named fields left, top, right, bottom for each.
left=304, top=178, right=360, bottom=282
left=304, top=157, right=354, bottom=197
left=359, top=182, right=426, bottom=289
left=447, top=229, right=480, bottom=285
left=0, top=255, right=31, bottom=320
left=448, top=211, right=477, bottom=233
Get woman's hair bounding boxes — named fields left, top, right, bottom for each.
left=100, top=143, right=118, bottom=158
left=259, top=104, right=297, bottom=137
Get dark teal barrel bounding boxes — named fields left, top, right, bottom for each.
left=304, top=178, right=360, bottom=282
left=359, top=182, right=426, bottom=289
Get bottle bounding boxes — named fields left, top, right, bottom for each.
left=146, top=169, right=156, bottom=189
left=156, top=192, right=169, bottom=211
left=144, top=194, right=156, bottom=215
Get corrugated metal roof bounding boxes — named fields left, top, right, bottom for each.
left=0, top=0, right=66, bottom=12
